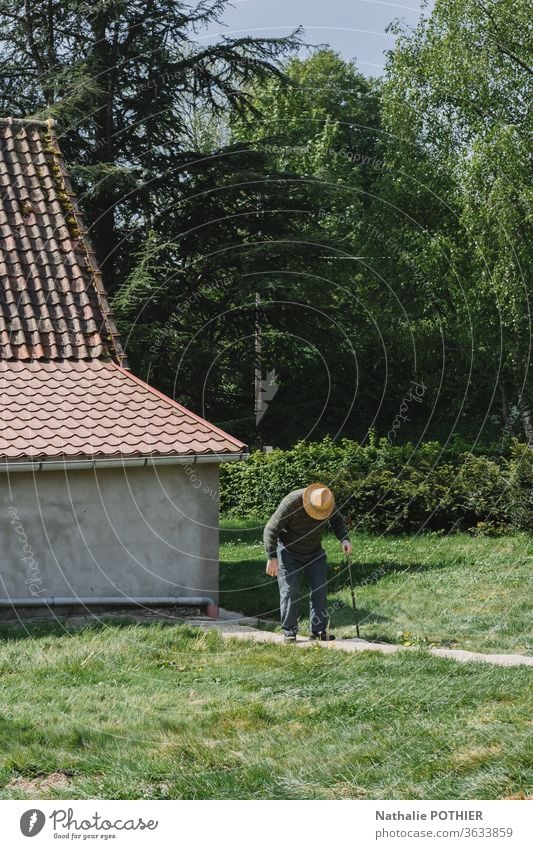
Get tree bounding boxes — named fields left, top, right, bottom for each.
left=114, top=50, right=388, bottom=449
left=0, top=0, right=301, bottom=287
left=113, top=143, right=331, bottom=445
left=228, top=50, right=399, bottom=446
left=383, top=0, right=532, bottom=444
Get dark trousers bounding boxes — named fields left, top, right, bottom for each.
left=277, top=543, right=328, bottom=635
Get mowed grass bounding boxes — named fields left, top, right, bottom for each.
left=220, top=522, right=532, bottom=655
left=0, top=623, right=531, bottom=800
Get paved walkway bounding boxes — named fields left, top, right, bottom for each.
left=191, top=611, right=533, bottom=668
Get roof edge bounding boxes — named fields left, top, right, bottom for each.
left=0, top=452, right=248, bottom=472
left=112, top=362, right=248, bottom=452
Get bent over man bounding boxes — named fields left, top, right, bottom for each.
left=263, top=483, right=352, bottom=643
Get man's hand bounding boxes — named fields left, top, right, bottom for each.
left=266, top=558, right=279, bottom=577
left=342, top=539, right=353, bottom=556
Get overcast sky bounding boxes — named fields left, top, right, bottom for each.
left=201, top=0, right=432, bottom=76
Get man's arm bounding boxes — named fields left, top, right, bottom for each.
left=329, top=504, right=351, bottom=550
left=263, top=493, right=294, bottom=558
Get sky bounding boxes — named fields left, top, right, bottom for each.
left=202, top=0, right=432, bottom=76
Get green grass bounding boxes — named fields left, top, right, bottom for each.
left=1, top=527, right=530, bottom=800
left=220, top=521, right=532, bottom=655
left=0, top=623, right=531, bottom=800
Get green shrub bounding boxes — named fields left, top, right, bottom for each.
left=449, top=453, right=510, bottom=527
left=220, top=436, right=532, bottom=533
left=506, top=441, right=533, bottom=531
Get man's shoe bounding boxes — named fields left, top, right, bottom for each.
left=309, top=631, right=336, bottom=641
left=283, top=633, right=297, bottom=644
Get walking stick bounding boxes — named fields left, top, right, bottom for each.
left=346, top=554, right=361, bottom=638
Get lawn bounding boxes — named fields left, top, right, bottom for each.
left=0, top=623, right=531, bottom=800
left=0, top=527, right=530, bottom=801
left=220, top=522, right=532, bottom=655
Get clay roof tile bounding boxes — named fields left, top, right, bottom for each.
left=0, top=118, right=246, bottom=460
left=0, top=118, right=123, bottom=363
left=0, top=360, right=246, bottom=460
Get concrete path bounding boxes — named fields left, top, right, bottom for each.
left=191, top=611, right=533, bottom=668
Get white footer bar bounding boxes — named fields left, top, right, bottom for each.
left=1, top=799, right=530, bottom=848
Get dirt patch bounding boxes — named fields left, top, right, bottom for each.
left=451, top=744, right=502, bottom=766
left=6, top=770, right=73, bottom=796
left=503, top=792, right=533, bottom=800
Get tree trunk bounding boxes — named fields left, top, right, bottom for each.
left=520, top=402, right=533, bottom=446
left=499, top=381, right=510, bottom=431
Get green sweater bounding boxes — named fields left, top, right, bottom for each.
left=263, top=488, right=350, bottom=558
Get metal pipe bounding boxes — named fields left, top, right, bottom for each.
left=0, top=596, right=219, bottom=618
left=0, top=452, right=248, bottom=473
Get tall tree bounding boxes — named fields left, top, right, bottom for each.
left=228, top=50, right=394, bottom=445
left=0, top=0, right=301, bottom=287
left=383, top=0, right=532, bottom=444
left=114, top=50, right=387, bottom=448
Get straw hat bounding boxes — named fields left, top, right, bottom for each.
left=303, top=482, right=334, bottom=520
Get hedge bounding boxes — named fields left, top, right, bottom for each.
left=219, top=435, right=532, bottom=533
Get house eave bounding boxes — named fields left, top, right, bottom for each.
left=0, top=451, right=248, bottom=473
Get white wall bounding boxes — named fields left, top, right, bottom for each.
left=0, top=463, right=219, bottom=603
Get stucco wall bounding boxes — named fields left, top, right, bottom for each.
left=0, top=463, right=219, bottom=603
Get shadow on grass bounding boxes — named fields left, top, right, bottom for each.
left=327, top=602, right=389, bottom=628
left=328, top=558, right=447, bottom=591
left=0, top=618, right=205, bottom=643
left=220, top=559, right=280, bottom=620
left=219, top=519, right=264, bottom=546
left=219, top=559, right=392, bottom=626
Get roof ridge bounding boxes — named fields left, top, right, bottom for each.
left=0, top=116, right=56, bottom=127
left=42, top=123, right=128, bottom=367
left=0, top=117, right=127, bottom=364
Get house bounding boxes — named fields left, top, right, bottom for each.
left=0, top=117, right=247, bottom=618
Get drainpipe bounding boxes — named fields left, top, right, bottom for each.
left=0, top=596, right=219, bottom=618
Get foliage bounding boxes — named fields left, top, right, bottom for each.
left=382, top=0, right=532, bottom=443
left=0, top=2, right=530, bottom=448
left=228, top=51, right=393, bottom=448
left=0, top=0, right=302, bottom=288
left=220, top=437, right=532, bottom=532
left=506, top=442, right=533, bottom=530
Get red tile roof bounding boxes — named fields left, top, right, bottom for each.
left=0, top=118, right=123, bottom=361
left=0, top=118, right=247, bottom=461
left=0, top=360, right=245, bottom=461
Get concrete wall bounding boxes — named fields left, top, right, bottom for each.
left=0, top=463, right=219, bottom=603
